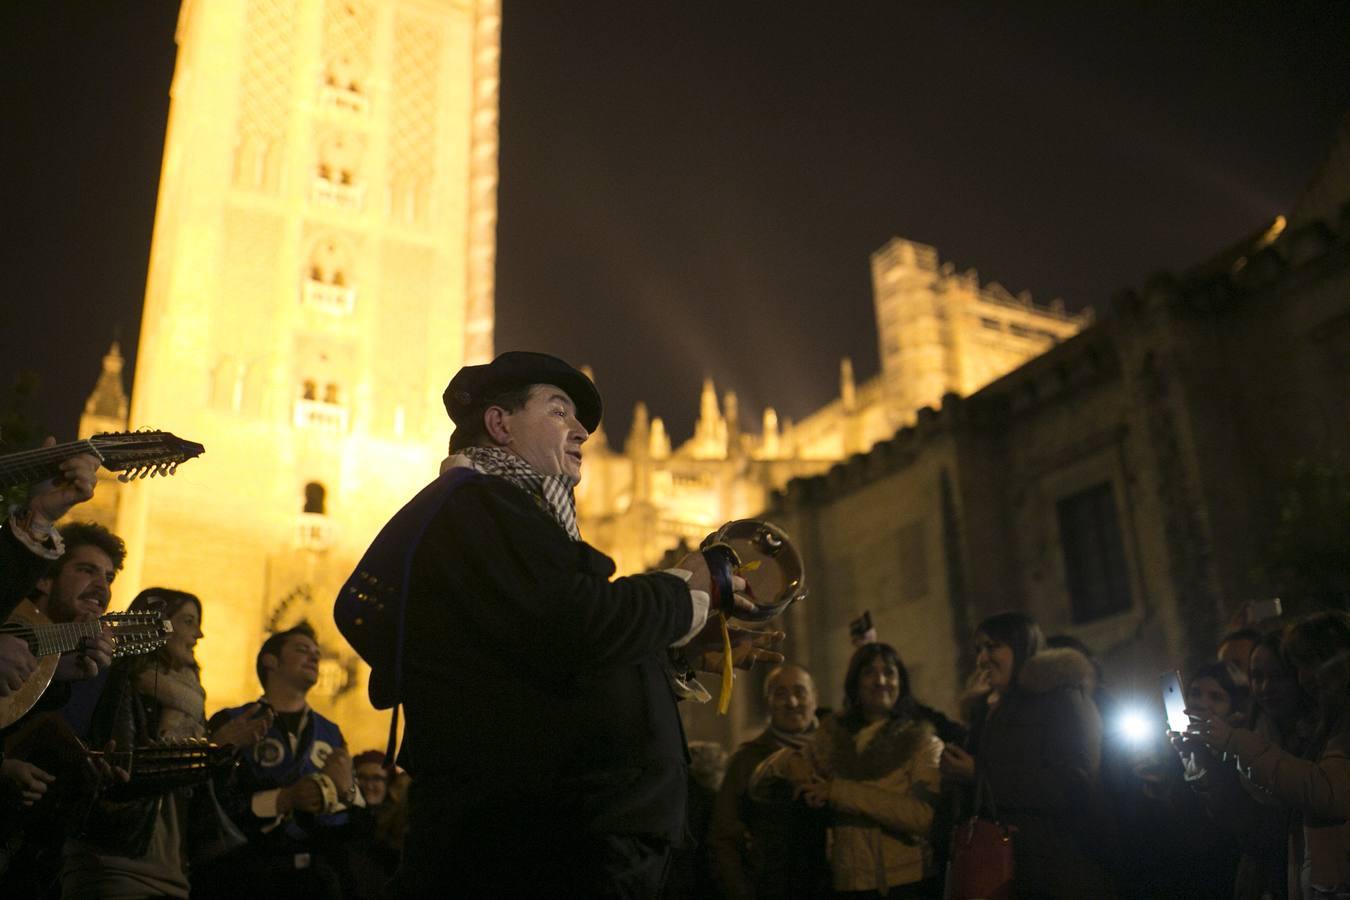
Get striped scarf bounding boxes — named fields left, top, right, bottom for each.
left=458, top=446, right=581, bottom=540
left=770, top=716, right=819, bottom=750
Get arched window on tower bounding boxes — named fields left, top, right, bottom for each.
left=294, top=379, right=347, bottom=432
left=303, top=482, right=327, bottom=515
left=313, top=133, right=364, bottom=210
left=302, top=237, right=356, bottom=315
left=298, top=481, right=332, bottom=550
left=320, top=52, right=368, bottom=114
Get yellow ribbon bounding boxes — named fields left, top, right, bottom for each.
left=717, top=612, right=734, bottom=715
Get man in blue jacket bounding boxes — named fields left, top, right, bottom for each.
left=202, top=624, right=357, bottom=899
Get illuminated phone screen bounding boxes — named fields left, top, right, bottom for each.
left=1160, top=671, right=1188, bottom=733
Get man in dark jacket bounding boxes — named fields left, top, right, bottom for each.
left=378, top=352, right=759, bottom=898
left=708, top=664, right=828, bottom=900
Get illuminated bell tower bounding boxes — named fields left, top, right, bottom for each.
left=117, top=0, right=500, bottom=749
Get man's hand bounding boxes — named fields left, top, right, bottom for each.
left=686, top=621, right=784, bottom=674
left=940, top=744, right=976, bottom=783
left=211, top=703, right=274, bottom=749
left=26, top=437, right=99, bottom=526
left=0, top=634, right=38, bottom=696
left=84, top=740, right=131, bottom=789
left=795, top=778, right=832, bottom=809
left=54, top=626, right=114, bottom=682
left=322, top=746, right=353, bottom=797
left=0, top=758, right=55, bottom=808
left=674, top=551, right=751, bottom=616
left=769, top=748, right=817, bottom=788
left=277, top=777, right=325, bottom=816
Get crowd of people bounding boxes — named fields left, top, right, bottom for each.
left=1, top=350, right=1346, bottom=899
left=0, top=458, right=409, bottom=898
left=678, top=608, right=1350, bottom=900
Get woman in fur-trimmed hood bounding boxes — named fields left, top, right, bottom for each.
left=774, top=642, right=945, bottom=897
left=946, top=611, right=1117, bottom=900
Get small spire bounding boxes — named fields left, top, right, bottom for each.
left=625, top=401, right=650, bottom=458
left=650, top=417, right=670, bottom=459
left=840, top=357, right=856, bottom=412
left=759, top=407, right=780, bottom=459
left=79, top=339, right=130, bottom=438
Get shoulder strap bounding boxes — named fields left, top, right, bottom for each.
left=337, top=467, right=480, bottom=766
left=973, top=767, right=1000, bottom=821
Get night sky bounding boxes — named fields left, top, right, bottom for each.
left=4, top=1, right=1349, bottom=448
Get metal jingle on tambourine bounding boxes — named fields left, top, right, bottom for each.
left=700, top=519, right=807, bottom=625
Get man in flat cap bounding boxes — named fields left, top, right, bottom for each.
left=345, top=352, right=769, bottom=897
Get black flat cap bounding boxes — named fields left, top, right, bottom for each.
left=443, top=351, right=602, bottom=432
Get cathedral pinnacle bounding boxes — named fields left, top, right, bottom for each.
left=79, top=339, right=129, bottom=438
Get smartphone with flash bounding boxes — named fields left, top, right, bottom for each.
left=1160, top=671, right=1188, bottom=734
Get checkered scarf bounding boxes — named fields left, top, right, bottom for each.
left=458, top=446, right=581, bottom=541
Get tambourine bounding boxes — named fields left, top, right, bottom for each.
left=699, top=519, right=807, bottom=625
left=666, top=519, right=806, bottom=713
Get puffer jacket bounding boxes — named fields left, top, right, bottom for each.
left=809, top=713, right=943, bottom=892
left=974, top=646, right=1116, bottom=900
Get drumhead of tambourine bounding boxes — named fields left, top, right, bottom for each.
left=701, top=519, right=807, bottom=625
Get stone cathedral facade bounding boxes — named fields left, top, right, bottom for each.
left=80, top=3, right=1086, bottom=748
left=576, top=237, right=1088, bottom=574
left=99, top=0, right=501, bottom=750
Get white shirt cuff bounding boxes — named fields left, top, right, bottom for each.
left=663, top=568, right=710, bottom=647
left=7, top=515, right=63, bottom=560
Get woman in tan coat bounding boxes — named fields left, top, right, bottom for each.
left=765, top=642, right=944, bottom=898
left=1189, top=610, right=1350, bottom=900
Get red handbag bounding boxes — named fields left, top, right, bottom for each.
left=946, top=777, right=1015, bottom=900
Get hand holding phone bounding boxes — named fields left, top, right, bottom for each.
left=1160, top=671, right=1188, bottom=734
left=849, top=611, right=876, bottom=648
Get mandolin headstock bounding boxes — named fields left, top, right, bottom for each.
left=88, top=430, right=206, bottom=481
left=102, top=611, right=173, bottom=658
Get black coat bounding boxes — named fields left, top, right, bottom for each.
left=0, top=520, right=52, bottom=621
left=973, top=647, right=1117, bottom=900
left=396, top=473, right=694, bottom=883
left=708, top=728, right=829, bottom=900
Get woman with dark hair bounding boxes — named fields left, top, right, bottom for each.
left=771, top=642, right=944, bottom=897
left=1125, top=660, right=1248, bottom=900
left=60, top=588, right=271, bottom=899
left=1190, top=611, right=1350, bottom=899
left=943, top=611, right=1116, bottom=899
left=1182, top=631, right=1311, bottom=900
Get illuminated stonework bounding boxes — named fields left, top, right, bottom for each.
left=110, top=0, right=500, bottom=751
left=579, top=237, right=1089, bottom=571
left=871, top=238, right=1089, bottom=431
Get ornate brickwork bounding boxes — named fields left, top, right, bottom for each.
left=390, top=14, right=441, bottom=225
left=320, top=0, right=376, bottom=102
left=235, top=0, right=298, bottom=191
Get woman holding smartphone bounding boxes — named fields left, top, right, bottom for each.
left=1189, top=611, right=1350, bottom=900
left=939, top=611, right=1115, bottom=899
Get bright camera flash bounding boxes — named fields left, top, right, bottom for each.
left=1117, top=709, right=1153, bottom=745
